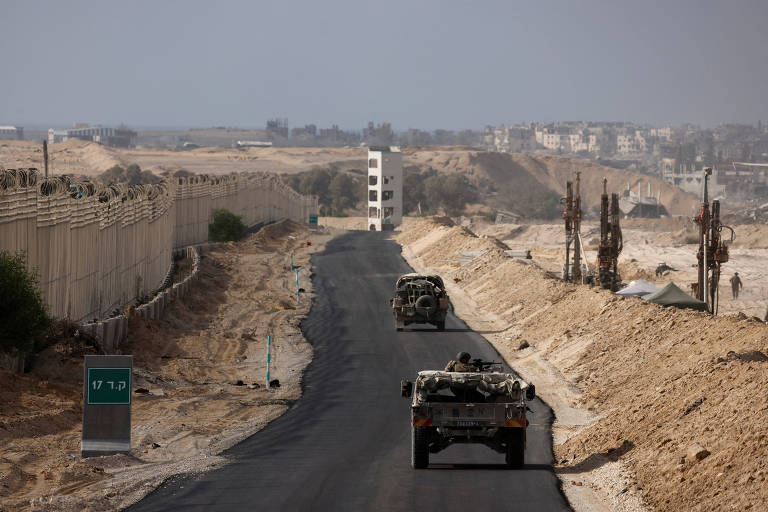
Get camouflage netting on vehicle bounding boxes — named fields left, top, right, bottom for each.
left=413, top=371, right=529, bottom=405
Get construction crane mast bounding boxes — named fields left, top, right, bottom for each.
left=597, top=178, right=623, bottom=290
left=562, top=172, right=582, bottom=283
left=694, top=168, right=733, bottom=314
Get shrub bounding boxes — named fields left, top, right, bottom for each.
left=0, top=251, right=52, bottom=354
left=209, top=209, right=246, bottom=242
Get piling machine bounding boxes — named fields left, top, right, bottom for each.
left=562, top=172, right=582, bottom=283
left=693, top=168, right=734, bottom=314
left=597, top=178, right=623, bottom=291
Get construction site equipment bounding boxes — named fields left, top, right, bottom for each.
left=693, top=168, right=734, bottom=314
left=597, top=178, right=623, bottom=290
left=562, top=172, right=582, bottom=283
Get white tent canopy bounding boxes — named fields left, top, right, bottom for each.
left=616, top=279, right=659, bottom=297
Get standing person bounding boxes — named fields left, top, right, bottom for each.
left=730, top=272, right=743, bottom=299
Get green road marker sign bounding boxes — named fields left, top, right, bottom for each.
left=309, top=214, right=318, bottom=231
left=82, top=355, right=132, bottom=457
left=87, top=367, right=132, bottom=405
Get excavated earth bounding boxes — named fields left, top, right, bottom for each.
left=0, top=220, right=331, bottom=511
left=397, top=217, right=768, bottom=512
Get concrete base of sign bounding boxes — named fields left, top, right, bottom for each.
left=82, top=439, right=131, bottom=458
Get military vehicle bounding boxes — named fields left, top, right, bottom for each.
left=390, top=274, right=449, bottom=331
left=400, top=360, right=535, bottom=469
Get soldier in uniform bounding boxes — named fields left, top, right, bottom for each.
left=445, top=351, right=474, bottom=372
left=730, top=272, right=743, bottom=299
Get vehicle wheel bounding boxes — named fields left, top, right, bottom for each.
left=436, top=321, right=445, bottom=331
left=412, top=427, right=430, bottom=469
left=415, top=295, right=438, bottom=316
left=505, top=429, right=525, bottom=469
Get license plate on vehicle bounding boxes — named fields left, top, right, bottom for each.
left=453, top=420, right=485, bottom=427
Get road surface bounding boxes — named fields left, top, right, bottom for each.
left=131, top=231, right=570, bottom=511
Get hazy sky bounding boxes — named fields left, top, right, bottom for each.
left=1, top=0, right=767, bottom=130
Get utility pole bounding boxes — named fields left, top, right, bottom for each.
left=43, top=140, right=49, bottom=178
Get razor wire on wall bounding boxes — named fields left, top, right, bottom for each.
left=0, top=168, right=317, bottom=322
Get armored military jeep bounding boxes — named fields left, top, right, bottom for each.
left=400, top=360, right=535, bottom=469
left=390, top=273, right=449, bottom=331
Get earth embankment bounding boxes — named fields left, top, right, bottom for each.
left=397, top=217, right=768, bottom=512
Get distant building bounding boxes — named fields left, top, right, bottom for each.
left=649, top=127, right=672, bottom=141
left=619, top=183, right=669, bottom=218
left=48, top=129, right=67, bottom=144
left=616, top=132, right=647, bottom=155
left=47, top=124, right=136, bottom=147
left=367, top=146, right=402, bottom=231
left=484, top=125, right=536, bottom=153
left=0, top=126, right=24, bottom=140
left=235, top=140, right=273, bottom=148
left=662, top=168, right=726, bottom=199
left=266, top=118, right=289, bottom=138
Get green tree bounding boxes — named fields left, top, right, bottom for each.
left=125, top=164, right=142, bottom=185
left=101, top=165, right=126, bottom=184
left=0, top=251, right=52, bottom=354
left=402, top=168, right=434, bottom=213
left=424, top=173, right=478, bottom=216
left=328, top=173, right=357, bottom=214
left=209, top=209, right=246, bottom=242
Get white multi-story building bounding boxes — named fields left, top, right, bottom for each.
left=617, top=132, right=647, bottom=155
left=367, top=146, right=402, bottom=231
left=650, top=127, right=672, bottom=140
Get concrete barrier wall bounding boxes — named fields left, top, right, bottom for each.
left=78, top=246, right=202, bottom=353
left=0, top=168, right=318, bottom=355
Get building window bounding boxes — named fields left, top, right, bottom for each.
left=369, top=206, right=379, bottom=218
left=369, top=190, right=378, bottom=201
left=369, top=176, right=377, bottom=186
left=383, top=207, right=394, bottom=218
left=382, top=190, right=394, bottom=201
left=369, top=158, right=378, bottom=168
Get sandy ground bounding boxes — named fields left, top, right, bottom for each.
left=0, top=140, right=366, bottom=178
left=472, top=218, right=768, bottom=319
left=396, top=216, right=768, bottom=512
left=0, top=220, right=338, bottom=511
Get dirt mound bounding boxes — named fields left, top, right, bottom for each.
left=730, top=224, right=768, bottom=248
left=404, top=149, right=699, bottom=217
left=398, top=217, right=768, bottom=512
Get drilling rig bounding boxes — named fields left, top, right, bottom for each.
left=693, top=168, right=734, bottom=314
left=597, top=178, right=623, bottom=291
left=562, top=172, right=582, bottom=283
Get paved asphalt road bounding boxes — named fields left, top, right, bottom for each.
left=130, top=232, right=570, bottom=511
